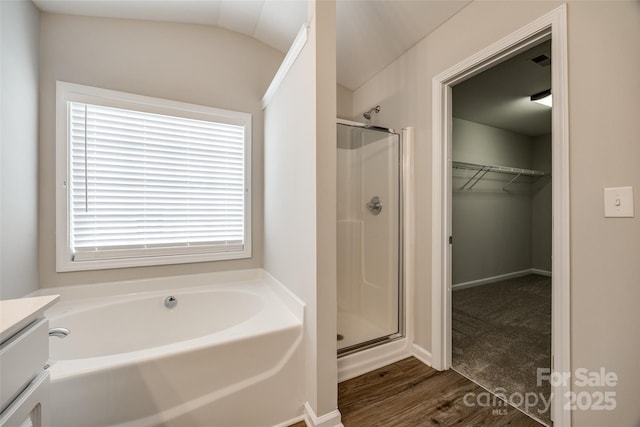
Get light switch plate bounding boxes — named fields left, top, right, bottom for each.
left=604, top=186, right=634, bottom=218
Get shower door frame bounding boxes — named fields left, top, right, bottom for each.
left=336, top=119, right=405, bottom=357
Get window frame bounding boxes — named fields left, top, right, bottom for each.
left=56, top=81, right=252, bottom=272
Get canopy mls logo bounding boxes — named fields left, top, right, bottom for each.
left=462, top=387, right=552, bottom=415
left=463, top=367, right=618, bottom=415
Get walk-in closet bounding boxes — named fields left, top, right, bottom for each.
left=450, top=40, right=553, bottom=426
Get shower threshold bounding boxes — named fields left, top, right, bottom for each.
left=337, top=310, right=402, bottom=356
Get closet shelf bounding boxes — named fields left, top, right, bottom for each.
left=452, top=160, right=545, bottom=190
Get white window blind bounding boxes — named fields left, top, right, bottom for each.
left=68, top=101, right=247, bottom=262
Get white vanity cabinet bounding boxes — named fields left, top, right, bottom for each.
left=0, top=296, right=59, bottom=427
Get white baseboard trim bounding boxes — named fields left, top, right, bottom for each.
left=338, top=338, right=411, bottom=382
left=273, top=415, right=305, bottom=427
left=304, top=402, right=343, bottom=427
left=411, top=343, right=433, bottom=367
left=531, top=268, right=552, bottom=277
left=452, top=268, right=551, bottom=291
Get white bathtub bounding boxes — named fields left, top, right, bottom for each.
left=35, top=269, right=305, bottom=427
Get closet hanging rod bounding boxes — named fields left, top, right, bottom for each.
left=452, top=161, right=545, bottom=177
left=453, top=160, right=545, bottom=190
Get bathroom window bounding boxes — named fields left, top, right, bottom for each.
left=56, top=82, right=252, bottom=271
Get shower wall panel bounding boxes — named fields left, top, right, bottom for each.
left=360, top=139, right=398, bottom=332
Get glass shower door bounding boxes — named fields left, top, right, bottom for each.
left=337, top=122, right=402, bottom=354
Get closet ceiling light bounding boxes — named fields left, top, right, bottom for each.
left=530, top=89, right=552, bottom=107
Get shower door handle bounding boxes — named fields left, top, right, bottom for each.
left=366, top=196, right=383, bottom=215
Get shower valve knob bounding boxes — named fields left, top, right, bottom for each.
left=366, top=196, right=383, bottom=215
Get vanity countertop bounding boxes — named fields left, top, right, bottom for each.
left=0, top=295, right=60, bottom=344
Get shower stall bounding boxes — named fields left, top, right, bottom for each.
left=336, top=119, right=403, bottom=355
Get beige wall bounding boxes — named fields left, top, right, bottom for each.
left=264, top=0, right=338, bottom=418
left=532, top=133, right=552, bottom=272
left=354, top=1, right=640, bottom=424
left=336, top=83, right=353, bottom=120
left=567, top=2, right=640, bottom=425
left=452, top=120, right=552, bottom=284
left=1, top=0, right=40, bottom=299
left=353, top=0, right=564, bottom=355
left=38, top=14, right=283, bottom=288
left=264, top=13, right=320, bottom=418
left=314, top=0, right=338, bottom=417
left=452, top=118, right=534, bottom=285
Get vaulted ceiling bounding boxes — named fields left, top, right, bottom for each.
left=32, top=0, right=470, bottom=91
left=32, top=1, right=552, bottom=135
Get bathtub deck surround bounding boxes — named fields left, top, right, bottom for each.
left=30, top=269, right=306, bottom=427
left=0, top=295, right=59, bottom=343
left=0, top=295, right=58, bottom=427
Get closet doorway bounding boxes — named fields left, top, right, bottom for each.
left=431, top=8, right=571, bottom=427
left=450, top=40, right=552, bottom=426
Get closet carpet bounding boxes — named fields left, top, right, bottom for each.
left=452, top=274, right=552, bottom=425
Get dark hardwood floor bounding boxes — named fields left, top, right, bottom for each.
left=291, top=357, right=542, bottom=427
